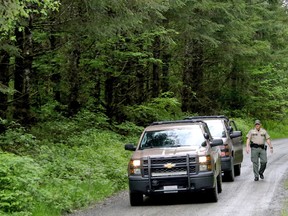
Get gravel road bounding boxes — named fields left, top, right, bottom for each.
left=68, top=139, right=288, bottom=216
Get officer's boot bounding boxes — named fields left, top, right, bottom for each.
left=259, top=162, right=266, bottom=179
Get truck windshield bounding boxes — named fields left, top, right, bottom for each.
left=139, top=126, right=206, bottom=149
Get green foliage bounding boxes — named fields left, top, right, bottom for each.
left=0, top=152, right=43, bottom=215
left=264, top=119, right=288, bottom=139
left=112, top=121, right=144, bottom=137
left=30, top=110, right=110, bottom=143
left=0, top=110, right=136, bottom=215
left=243, top=64, right=288, bottom=120
left=0, top=120, right=38, bottom=155
left=0, top=0, right=60, bottom=36
left=123, top=93, right=183, bottom=126
left=282, top=180, right=288, bottom=216
left=31, top=131, right=130, bottom=214
left=33, top=146, right=117, bottom=213
left=33, top=101, right=65, bottom=122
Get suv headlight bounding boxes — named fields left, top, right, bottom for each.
left=199, top=156, right=212, bottom=171
left=129, top=159, right=141, bottom=175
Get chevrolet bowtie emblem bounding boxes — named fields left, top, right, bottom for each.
left=164, top=163, right=175, bottom=169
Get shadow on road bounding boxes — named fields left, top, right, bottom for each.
left=142, top=191, right=217, bottom=206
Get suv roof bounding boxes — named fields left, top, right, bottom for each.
left=150, top=119, right=207, bottom=126
left=184, top=115, right=229, bottom=121
left=145, top=119, right=210, bottom=131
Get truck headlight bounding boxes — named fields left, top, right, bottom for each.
left=199, top=156, right=212, bottom=171
left=129, top=159, right=141, bottom=175
left=132, top=160, right=141, bottom=167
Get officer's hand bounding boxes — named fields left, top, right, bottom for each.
left=246, top=146, right=250, bottom=154
left=270, top=148, right=273, bottom=154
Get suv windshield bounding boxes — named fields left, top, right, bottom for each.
left=203, top=119, right=225, bottom=138
left=139, top=126, right=206, bottom=149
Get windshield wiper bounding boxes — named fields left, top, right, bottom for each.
left=165, top=144, right=192, bottom=147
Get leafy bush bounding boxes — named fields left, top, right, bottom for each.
left=0, top=110, right=136, bottom=215
left=265, top=119, right=288, bottom=139
left=0, top=120, right=39, bottom=155
left=0, top=153, right=43, bottom=215
left=29, top=126, right=131, bottom=214
left=123, top=93, right=183, bottom=126
left=30, top=110, right=110, bottom=144
left=112, top=121, right=144, bottom=137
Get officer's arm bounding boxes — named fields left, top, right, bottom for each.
left=246, top=138, right=250, bottom=147
left=266, top=138, right=273, bottom=153
left=246, top=137, right=251, bottom=153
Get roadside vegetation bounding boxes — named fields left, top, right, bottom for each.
left=283, top=180, right=288, bottom=216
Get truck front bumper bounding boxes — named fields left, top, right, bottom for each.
left=129, top=172, right=215, bottom=195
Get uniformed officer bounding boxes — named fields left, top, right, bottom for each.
left=246, top=120, right=273, bottom=181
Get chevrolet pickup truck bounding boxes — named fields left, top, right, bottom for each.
left=124, top=119, right=223, bottom=206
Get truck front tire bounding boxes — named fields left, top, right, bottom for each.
left=130, top=191, right=143, bottom=206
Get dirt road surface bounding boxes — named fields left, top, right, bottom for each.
left=69, top=139, right=288, bottom=216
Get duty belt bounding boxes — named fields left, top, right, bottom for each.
left=250, top=143, right=265, bottom=149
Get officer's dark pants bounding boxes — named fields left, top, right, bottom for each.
left=251, top=147, right=267, bottom=178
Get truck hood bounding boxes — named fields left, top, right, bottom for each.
left=132, top=146, right=206, bottom=159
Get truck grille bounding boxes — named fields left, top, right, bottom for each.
left=142, top=155, right=197, bottom=177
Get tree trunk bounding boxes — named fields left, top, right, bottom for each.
left=0, top=51, right=9, bottom=119
left=181, top=41, right=193, bottom=113
left=93, top=70, right=102, bottom=108
left=136, top=65, right=145, bottom=103
left=49, top=30, right=62, bottom=103
left=152, top=35, right=161, bottom=98
left=13, top=15, right=33, bottom=124
left=67, top=48, right=81, bottom=116
left=181, top=40, right=204, bottom=113
left=104, top=74, right=116, bottom=120
left=161, top=51, right=171, bottom=93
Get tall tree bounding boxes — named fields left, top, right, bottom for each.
left=1, top=0, right=60, bottom=123
left=13, top=14, right=33, bottom=122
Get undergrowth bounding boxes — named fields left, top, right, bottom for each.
left=0, top=110, right=140, bottom=216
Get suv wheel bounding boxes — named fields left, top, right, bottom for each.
left=224, top=158, right=235, bottom=182
left=130, top=192, right=143, bottom=206
left=234, top=164, right=241, bottom=176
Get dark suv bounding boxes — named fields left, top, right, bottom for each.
left=184, top=116, right=243, bottom=181
left=124, top=119, right=223, bottom=206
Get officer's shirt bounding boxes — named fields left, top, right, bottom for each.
left=246, top=128, right=270, bottom=145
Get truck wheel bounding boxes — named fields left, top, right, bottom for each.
left=129, top=192, right=143, bottom=206
left=209, top=182, right=218, bottom=202
left=217, top=173, right=222, bottom=193
left=234, top=164, right=241, bottom=176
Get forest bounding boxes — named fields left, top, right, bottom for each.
left=1, top=0, right=288, bottom=215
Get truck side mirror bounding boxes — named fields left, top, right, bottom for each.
left=125, top=144, right=136, bottom=151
